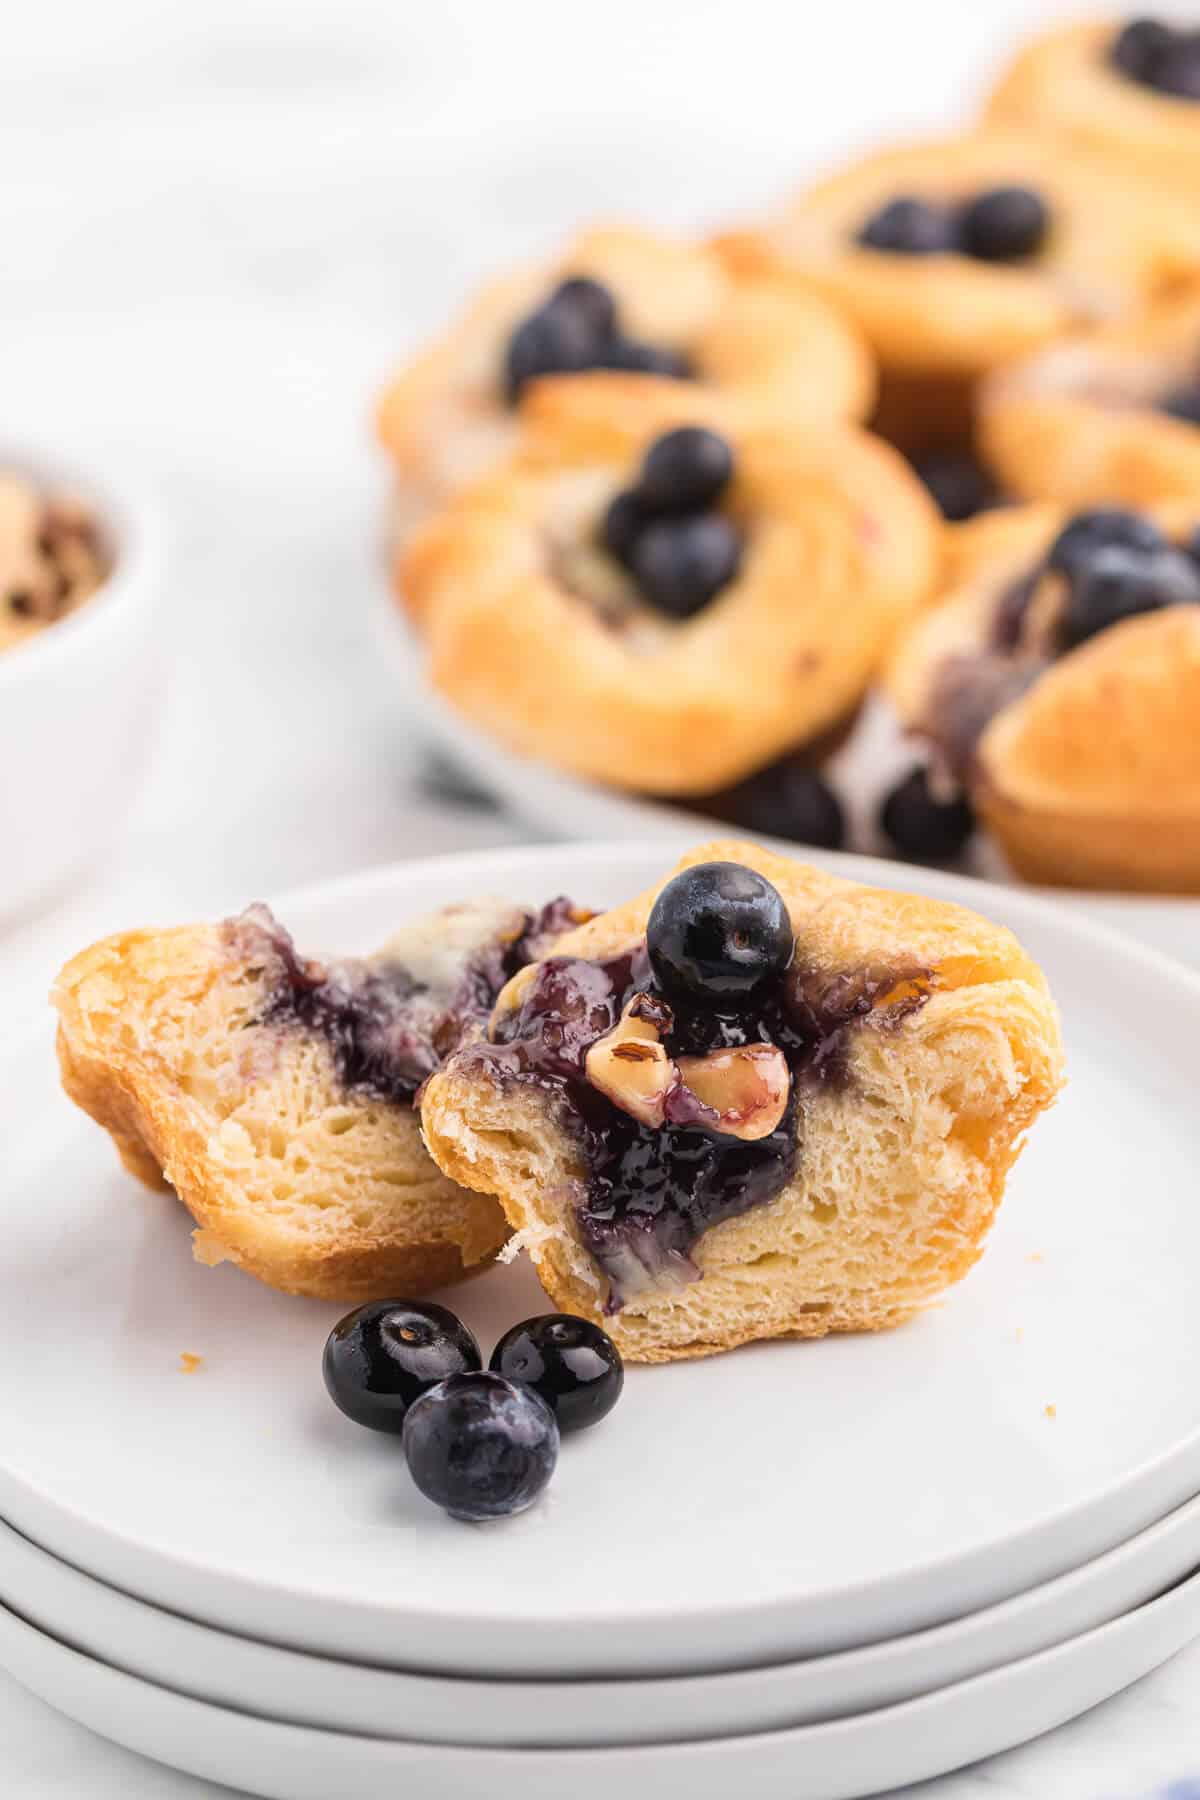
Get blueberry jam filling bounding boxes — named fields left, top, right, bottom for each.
left=601, top=427, right=743, bottom=619
left=226, top=897, right=587, bottom=1106
left=919, top=506, right=1200, bottom=786
left=1111, top=18, right=1200, bottom=99
left=857, top=185, right=1048, bottom=264
left=505, top=276, right=692, bottom=404
left=466, top=864, right=931, bottom=1308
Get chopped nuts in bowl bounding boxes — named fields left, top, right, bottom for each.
left=0, top=448, right=163, bottom=920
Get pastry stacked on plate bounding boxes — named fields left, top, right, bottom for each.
left=376, top=19, right=1200, bottom=893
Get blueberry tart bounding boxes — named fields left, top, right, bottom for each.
left=988, top=19, right=1200, bottom=195
left=726, top=130, right=1198, bottom=382
left=887, top=500, right=1200, bottom=889
left=399, top=392, right=938, bottom=796
left=52, top=896, right=589, bottom=1300
left=981, top=290, right=1200, bottom=508
left=375, top=223, right=875, bottom=525
left=420, top=842, right=1064, bottom=1363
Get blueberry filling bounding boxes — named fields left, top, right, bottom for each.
left=857, top=186, right=1048, bottom=264
left=1111, top=18, right=1200, bottom=99
left=505, top=276, right=692, bottom=404
left=600, top=427, right=744, bottom=619
left=918, top=505, right=1200, bottom=786
left=466, top=865, right=931, bottom=1308
left=704, top=760, right=846, bottom=850
left=226, top=897, right=586, bottom=1106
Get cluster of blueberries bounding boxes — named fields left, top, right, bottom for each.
left=601, top=424, right=743, bottom=617
left=1028, top=505, right=1200, bottom=652
left=505, top=275, right=690, bottom=405
left=857, top=186, right=1049, bottom=264
left=1111, top=16, right=1200, bottom=99
left=324, top=1301, right=622, bottom=1522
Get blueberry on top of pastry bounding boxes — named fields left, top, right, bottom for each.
left=740, top=129, right=1200, bottom=378
left=400, top=386, right=939, bottom=795
left=888, top=501, right=1200, bottom=890
left=421, top=842, right=1064, bottom=1362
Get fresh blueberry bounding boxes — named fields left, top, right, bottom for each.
left=490, top=1314, right=623, bottom=1434
left=1059, top=544, right=1200, bottom=649
left=600, top=339, right=693, bottom=379
left=880, top=766, right=975, bottom=862
left=646, top=860, right=793, bottom=1005
left=716, top=762, right=846, bottom=849
left=632, top=515, right=742, bottom=617
left=958, top=187, right=1048, bottom=263
left=910, top=449, right=1000, bottom=522
left=505, top=305, right=595, bottom=402
left=402, top=1371, right=559, bottom=1522
left=1111, top=17, right=1173, bottom=83
left=1161, top=384, right=1200, bottom=426
left=547, top=276, right=618, bottom=343
left=322, top=1300, right=481, bottom=1434
left=637, top=427, right=735, bottom=515
left=1151, top=30, right=1200, bottom=98
left=857, top=196, right=960, bottom=255
left=601, top=488, right=647, bottom=567
left=1045, top=507, right=1166, bottom=581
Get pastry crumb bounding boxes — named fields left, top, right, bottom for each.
left=179, top=1352, right=204, bottom=1375
left=1014, top=1327, right=1024, bottom=1343
left=1027, top=1252, right=1044, bottom=1264
left=1044, top=1403, right=1057, bottom=1420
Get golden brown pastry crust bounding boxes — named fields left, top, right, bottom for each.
left=887, top=499, right=1200, bottom=890
left=52, top=921, right=512, bottom=1303
left=421, top=840, right=1064, bottom=1363
left=398, top=387, right=939, bottom=796
left=987, top=20, right=1200, bottom=195
left=375, top=222, right=875, bottom=513
left=981, top=292, right=1200, bottom=507
left=730, top=129, right=1200, bottom=379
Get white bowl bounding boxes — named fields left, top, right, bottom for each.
left=0, top=448, right=164, bottom=920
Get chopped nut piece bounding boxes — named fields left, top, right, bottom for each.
left=675, top=1044, right=790, bottom=1142
left=585, top=995, right=675, bottom=1128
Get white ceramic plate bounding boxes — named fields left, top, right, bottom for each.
left=4, top=1566, right=1200, bottom=1800
left=5, top=1484, right=1200, bottom=1748
left=7, top=844, right=1200, bottom=1679
left=371, top=586, right=1200, bottom=969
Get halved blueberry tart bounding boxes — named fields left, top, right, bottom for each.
left=52, top=895, right=589, bottom=1300
left=421, top=842, right=1064, bottom=1363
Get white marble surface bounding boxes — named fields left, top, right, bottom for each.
left=3, top=1, right=1200, bottom=1793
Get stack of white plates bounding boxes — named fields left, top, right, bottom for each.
left=6, top=844, right=1200, bottom=1800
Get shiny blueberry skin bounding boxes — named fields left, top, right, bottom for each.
left=1161, top=384, right=1200, bottom=426
left=718, top=762, right=846, bottom=850
left=910, top=449, right=1000, bottom=523
left=880, top=766, right=975, bottom=862
left=402, top=1372, right=559, bottom=1522
left=548, top=276, right=618, bottom=342
left=1045, top=507, right=1166, bottom=581
left=1152, top=31, right=1200, bottom=98
left=1112, top=17, right=1173, bottom=83
left=637, top=427, right=734, bottom=515
left=647, top=860, right=794, bottom=1005
left=632, top=514, right=742, bottom=617
left=958, top=187, right=1048, bottom=263
left=857, top=196, right=959, bottom=255
left=490, top=1314, right=624, bottom=1434
left=322, top=1301, right=481, bottom=1434
left=602, top=488, right=647, bottom=567
left=505, top=306, right=595, bottom=402
left=1059, top=544, right=1200, bottom=650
